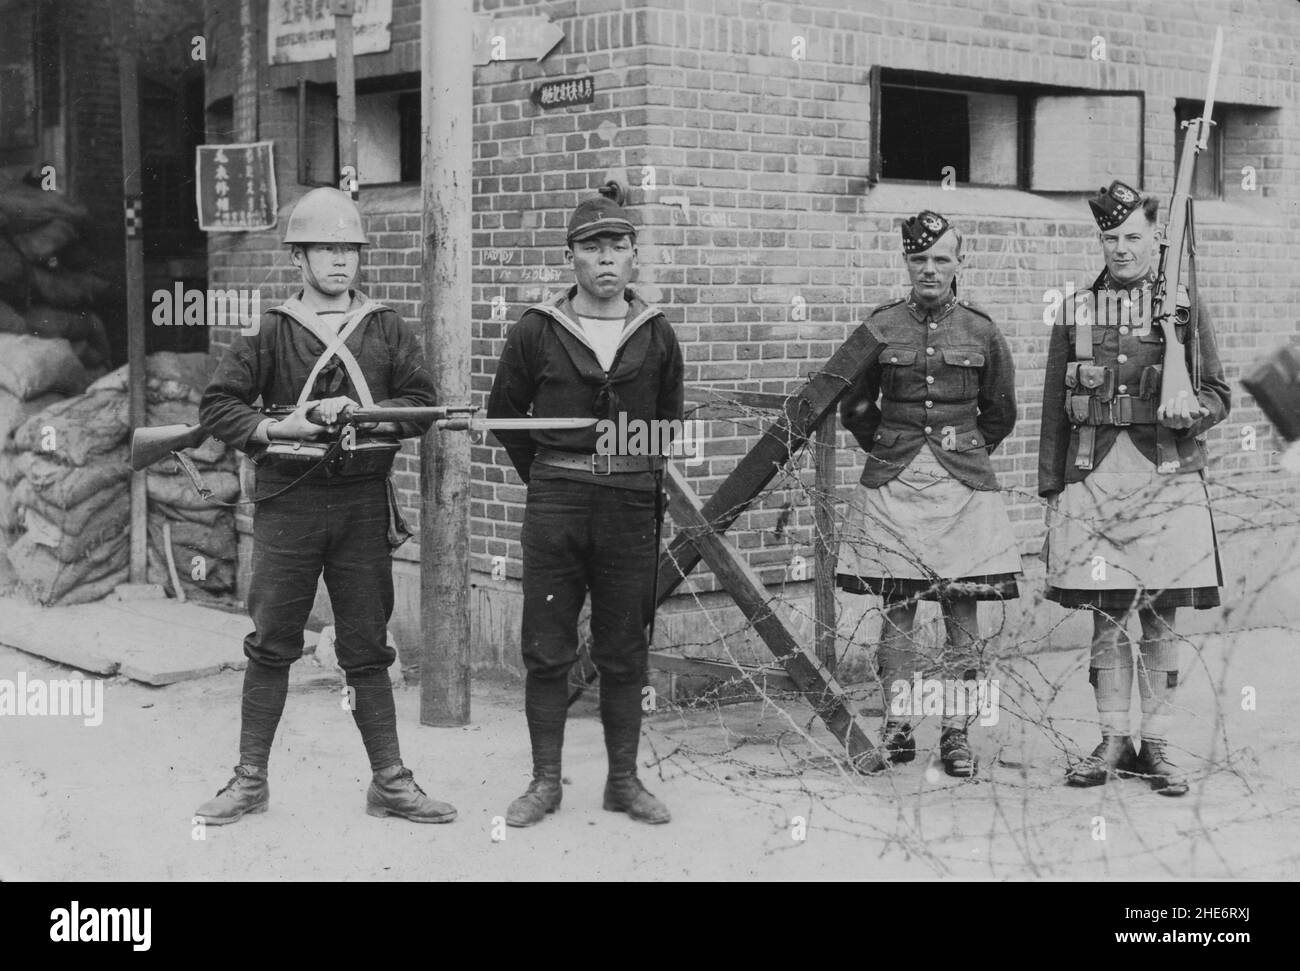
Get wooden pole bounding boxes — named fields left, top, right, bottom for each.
left=419, top=0, right=473, bottom=725
left=812, top=411, right=837, bottom=671
left=331, top=0, right=358, bottom=196
left=112, top=0, right=147, bottom=584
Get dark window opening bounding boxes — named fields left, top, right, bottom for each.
left=296, top=75, right=420, bottom=188
left=871, top=68, right=1143, bottom=192
left=880, top=86, right=970, bottom=183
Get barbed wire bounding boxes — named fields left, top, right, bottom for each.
left=620, top=393, right=1300, bottom=876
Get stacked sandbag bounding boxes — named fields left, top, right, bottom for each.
left=0, top=329, right=80, bottom=587
left=3, top=351, right=236, bottom=605
left=7, top=390, right=132, bottom=604
left=98, top=352, right=238, bottom=600
left=0, top=172, right=111, bottom=379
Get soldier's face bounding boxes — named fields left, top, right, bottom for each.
left=568, top=233, right=637, bottom=301
left=1100, top=209, right=1156, bottom=285
left=905, top=231, right=962, bottom=306
left=293, top=244, right=360, bottom=296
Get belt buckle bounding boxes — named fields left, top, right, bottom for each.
left=591, top=453, right=614, bottom=476
left=1112, top=394, right=1133, bottom=427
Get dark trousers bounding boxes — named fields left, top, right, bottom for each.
left=238, top=477, right=400, bottom=771
left=244, top=477, right=396, bottom=674
left=520, top=476, right=658, bottom=687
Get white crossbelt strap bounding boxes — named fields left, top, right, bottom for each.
left=276, top=295, right=381, bottom=407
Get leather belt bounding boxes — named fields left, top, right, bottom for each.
left=1070, top=394, right=1159, bottom=427
left=534, top=447, right=665, bottom=476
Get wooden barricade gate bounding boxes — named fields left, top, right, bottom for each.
left=649, top=324, right=886, bottom=772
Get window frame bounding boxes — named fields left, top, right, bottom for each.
left=868, top=66, right=1146, bottom=193
left=293, top=72, right=421, bottom=190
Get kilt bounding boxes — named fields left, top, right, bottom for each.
left=1045, top=430, right=1223, bottom=610
left=836, top=445, right=1022, bottom=602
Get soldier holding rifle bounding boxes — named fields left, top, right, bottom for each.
left=1038, top=177, right=1230, bottom=796
left=192, top=187, right=459, bottom=824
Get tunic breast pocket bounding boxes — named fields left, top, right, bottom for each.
left=880, top=347, right=918, bottom=397
left=940, top=347, right=984, bottom=399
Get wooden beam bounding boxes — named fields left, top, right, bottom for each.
left=112, top=0, right=146, bottom=584
left=419, top=0, right=474, bottom=725
left=812, top=410, right=837, bottom=670
left=648, top=650, right=798, bottom=692
left=663, top=464, right=885, bottom=772
left=684, top=386, right=791, bottom=411
left=657, top=323, right=881, bottom=601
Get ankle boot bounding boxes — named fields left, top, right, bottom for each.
left=507, top=682, right=568, bottom=827
left=940, top=728, right=977, bottom=778
left=366, top=764, right=457, bottom=822
left=600, top=679, right=670, bottom=824
left=604, top=775, right=671, bottom=824
left=879, top=721, right=915, bottom=767
left=195, top=764, right=269, bottom=825
left=1066, top=734, right=1138, bottom=787
left=1135, top=739, right=1189, bottom=796
left=507, top=771, right=563, bottom=827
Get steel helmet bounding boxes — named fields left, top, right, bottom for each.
left=283, top=187, right=368, bottom=245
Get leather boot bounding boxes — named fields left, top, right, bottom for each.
left=604, top=776, right=671, bottom=824
left=1066, top=734, right=1138, bottom=787
left=195, top=764, right=269, bottom=825
left=879, top=721, right=916, bottom=767
left=1135, top=739, right=1189, bottom=796
left=940, top=728, right=977, bottom=778
left=601, top=679, right=670, bottom=824
left=365, top=764, right=457, bottom=822
left=507, top=680, right=568, bottom=827
left=507, top=772, right=563, bottom=827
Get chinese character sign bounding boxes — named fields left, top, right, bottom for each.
left=268, top=0, right=393, bottom=65
left=530, top=76, right=596, bottom=110
left=196, top=142, right=279, bottom=233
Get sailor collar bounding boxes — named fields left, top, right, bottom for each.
left=528, top=286, right=661, bottom=367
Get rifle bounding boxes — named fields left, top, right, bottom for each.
left=1151, top=26, right=1223, bottom=444
left=130, top=404, right=597, bottom=471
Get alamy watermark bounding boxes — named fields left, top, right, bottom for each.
left=888, top=674, right=1000, bottom=727
left=151, top=283, right=260, bottom=335
left=594, top=413, right=707, bottom=467
left=1042, top=283, right=1154, bottom=332
left=49, top=901, right=150, bottom=951
left=0, top=671, right=104, bottom=727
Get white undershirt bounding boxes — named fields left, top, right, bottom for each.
left=316, top=309, right=348, bottom=332
left=579, top=314, right=625, bottom=371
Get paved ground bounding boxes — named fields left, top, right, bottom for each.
left=2, top=621, right=1298, bottom=881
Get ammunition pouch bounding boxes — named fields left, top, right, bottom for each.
left=260, top=431, right=399, bottom=478
left=334, top=434, right=400, bottom=478
left=1068, top=394, right=1160, bottom=427
left=1139, top=364, right=1163, bottom=400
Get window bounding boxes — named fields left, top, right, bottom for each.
left=296, top=76, right=421, bottom=187
left=1174, top=101, right=1225, bottom=200
left=870, top=68, right=1143, bottom=192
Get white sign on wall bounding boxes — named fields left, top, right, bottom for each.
left=267, top=0, right=393, bottom=65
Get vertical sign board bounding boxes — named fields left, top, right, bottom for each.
left=196, top=142, right=278, bottom=232
left=268, top=0, right=393, bottom=64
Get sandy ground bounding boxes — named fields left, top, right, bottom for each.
left=2, top=625, right=1299, bottom=882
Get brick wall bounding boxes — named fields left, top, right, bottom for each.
left=205, top=0, right=1300, bottom=667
